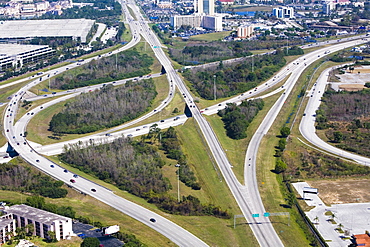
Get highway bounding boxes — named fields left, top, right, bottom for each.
left=2, top=3, right=209, bottom=247
left=2, top=0, right=370, bottom=245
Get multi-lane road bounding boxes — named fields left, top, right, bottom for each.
left=2, top=1, right=370, bottom=245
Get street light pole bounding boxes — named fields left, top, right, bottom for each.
left=213, top=75, right=216, bottom=101
left=177, top=171, right=180, bottom=202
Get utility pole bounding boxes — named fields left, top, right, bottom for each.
left=213, top=75, right=216, bottom=100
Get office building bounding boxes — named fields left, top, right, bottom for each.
left=196, top=0, right=214, bottom=15
left=272, top=6, right=294, bottom=19
left=4, top=204, right=73, bottom=241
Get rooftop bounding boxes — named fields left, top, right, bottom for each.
left=0, top=217, right=13, bottom=229
left=0, top=19, right=95, bottom=42
left=5, top=204, right=71, bottom=225
left=0, top=44, right=50, bottom=57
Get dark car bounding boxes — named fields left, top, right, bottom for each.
left=6, top=129, right=9, bottom=132
left=160, top=120, right=164, bottom=123
left=73, top=174, right=78, bottom=178
left=70, top=179, right=76, bottom=183
left=91, top=188, right=96, bottom=192
left=36, top=160, right=40, bottom=162
left=64, top=169, right=68, bottom=173
left=50, top=164, right=54, bottom=168
left=150, top=218, right=156, bottom=223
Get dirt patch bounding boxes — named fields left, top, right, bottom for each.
left=308, top=179, right=370, bottom=205
left=339, top=84, right=365, bottom=91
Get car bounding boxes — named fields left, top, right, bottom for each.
left=150, top=218, right=156, bottom=223
left=73, top=174, right=78, bottom=178
left=31, top=113, right=34, bottom=115
left=218, top=104, right=222, bottom=106
left=52, top=92, right=56, bottom=95
left=105, top=133, right=111, bottom=136
left=143, top=126, right=147, bottom=128
left=17, top=143, right=19, bottom=145
left=136, top=129, right=140, bottom=131
left=70, top=179, right=76, bottom=183
left=127, top=134, right=133, bottom=137
left=64, top=169, right=68, bottom=173
left=6, top=129, right=9, bottom=132
left=43, top=95, right=47, bottom=97
left=23, top=142, right=26, bottom=145
left=40, top=106, right=43, bottom=109
left=12, top=136, right=15, bottom=139
left=160, top=120, right=164, bottom=123
left=303, top=113, right=306, bottom=116
left=27, top=112, right=30, bottom=115
left=91, top=188, right=96, bottom=192
left=3, top=156, right=9, bottom=158
left=36, top=160, right=39, bottom=162
left=50, top=164, right=54, bottom=168
left=6, top=115, right=8, bottom=117
left=174, top=117, right=180, bottom=121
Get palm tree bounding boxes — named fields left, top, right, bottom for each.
left=338, top=223, right=343, bottom=229
left=331, top=213, right=336, bottom=223
left=314, top=216, right=319, bottom=225
left=26, top=223, right=34, bottom=236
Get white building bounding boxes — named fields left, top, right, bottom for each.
left=4, top=204, right=73, bottom=241
left=0, top=44, right=55, bottom=71
left=237, top=25, right=254, bottom=38
left=196, top=0, right=214, bottom=15
left=272, top=6, right=294, bottom=19
left=0, top=214, right=16, bottom=244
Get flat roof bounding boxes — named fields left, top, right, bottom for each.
left=0, top=44, right=50, bottom=57
left=5, top=204, right=71, bottom=225
left=0, top=19, right=95, bottom=42
left=0, top=217, right=13, bottom=229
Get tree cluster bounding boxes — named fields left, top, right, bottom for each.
left=285, top=46, right=304, bottom=56
left=60, top=137, right=170, bottom=197
left=217, top=99, right=264, bottom=140
left=26, top=196, right=76, bottom=219
left=61, top=137, right=229, bottom=218
left=0, top=161, right=67, bottom=198
left=170, top=40, right=299, bottom=66
left=40, top=0, right=122, bottom=26
left=113, top=232, right=147, bottom=247
left=148, top=194, right=230, bottom=218
left=49, top=80, right=157, bottom=134
left=52, top=49, right=153, bottom=90
left=183, top=50, right=286, bottom=99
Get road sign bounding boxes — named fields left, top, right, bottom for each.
left=263, top=212, right=270, bottom=217
left=252, top=214, right=259, bottom=218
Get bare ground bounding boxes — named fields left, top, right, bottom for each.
left=308, top=179, right=370, bottom=205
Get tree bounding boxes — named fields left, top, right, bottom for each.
left=81, top=237, right=100, bottom=247
left=47, top=231, right=57, bottom=242
left=274, top=159, right=287, bottom=174
left=314, top=216, right=319, bottom=224
left=280, top=126, right=290, bottom=138
left=26, top=223, right=34, bottom=236
left=333, top=131, right=343, bottom=143
left=278, top=138, right=287, bottom=150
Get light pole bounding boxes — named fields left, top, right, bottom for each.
left=175, top=164, right=180, bottom=202
left=213, top=75, right=216, bottom=101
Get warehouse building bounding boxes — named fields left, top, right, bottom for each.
left=0, top=19, right=95, bottom=43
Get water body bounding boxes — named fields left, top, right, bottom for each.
left=226, top=11, right=255, bottom=17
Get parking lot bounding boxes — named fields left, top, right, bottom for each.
left=73, top=222, right=123, bottom=247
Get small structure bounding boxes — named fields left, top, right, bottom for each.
left=352, top=233, right=370, bottom=246
left=303, top=187, right=318, bottom=200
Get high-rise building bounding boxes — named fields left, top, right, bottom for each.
left=272, top=6, right=294, bottom=19
left=194, top=0, right=214, bottom=15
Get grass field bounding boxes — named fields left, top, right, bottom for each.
left=189, top=31, right=231, bottom=42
